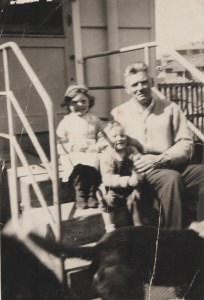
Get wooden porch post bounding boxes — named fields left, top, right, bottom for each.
left=71, top=0, right=84, bottom=84
left=105, top=0, right=122, bottom=109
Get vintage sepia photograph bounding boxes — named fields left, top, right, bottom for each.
left=1, top=0, right=204, bottom=299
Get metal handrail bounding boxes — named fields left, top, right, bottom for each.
left=0, top=42, right=61, bottom=240
left=84, top=40, right=204, bottom=84
left=0, top=91, right=52, bottom=177
left=84, top=41, right=158, bottom=60
left=160, top=46, right=204, bottom=84
left=0, top=132, right=57, bottom=236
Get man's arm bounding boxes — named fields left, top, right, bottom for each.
left=134, top=103, right=193, bottom=173
left=161, top=103, right=193, bottom=165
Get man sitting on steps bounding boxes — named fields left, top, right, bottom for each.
left=111, top=61, right=204, bottom=229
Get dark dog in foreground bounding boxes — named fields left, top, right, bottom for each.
left=29, top=225, right=204, bottom=300
left=1, top=234, right=70, bottom=300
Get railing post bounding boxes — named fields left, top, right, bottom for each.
left=1, top=43, right=62, bottom=242
left=144, top=46, right=149, bottom=67
left=71, top=0, right=85, bottom=83
left=47, top=112, right=62, bottom=241
left=105, top=0, right=122, bottom=108
left=3, top=49, right=19, bottom=224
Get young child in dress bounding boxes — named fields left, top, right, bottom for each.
left=99, top=120, right=143, bottom=230
left=56, top=83, right=105, bottom=209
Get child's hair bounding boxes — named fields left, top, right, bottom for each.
left=124, top=61, right=148, bottom=78
left=100, top=120, right=125, bottom=147
left=61, top=83, right=95, bottom=112
left=103, top=120, right=124, bottom=134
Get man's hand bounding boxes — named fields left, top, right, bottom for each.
left=134, top=154, right=160, bottom=173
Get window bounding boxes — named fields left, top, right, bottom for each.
left=0, top=0, right=63, bottom=35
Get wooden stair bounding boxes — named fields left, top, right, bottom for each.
left=9, top=164, right=106, bottom=299
left=30, top=204, right=105, bottom=300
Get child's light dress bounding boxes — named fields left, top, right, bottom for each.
left=56, top=112, right=102, bottom=182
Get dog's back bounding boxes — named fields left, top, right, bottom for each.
left=30, top=225, right=204, bottom=300
left=91, top=226, right=204, bottom=299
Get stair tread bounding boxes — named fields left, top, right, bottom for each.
left=9, top=164, right=63, bottom=177
left=23, top=203, right=105, bottom=242
left=28, top=203, right=102, bottom=221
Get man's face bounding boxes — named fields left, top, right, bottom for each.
left=105, top=126, right=127, bottom=151
left=69, top=93, right=89, bottom=116
left=125, top=71, right=152, bottom=107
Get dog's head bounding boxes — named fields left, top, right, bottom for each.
left=94, top=263, right=136, bottom=300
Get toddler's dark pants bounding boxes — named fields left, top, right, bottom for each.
left=101, top=189, right=141, bottom=228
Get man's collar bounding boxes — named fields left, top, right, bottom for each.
left=130, top=97, right=155, bottom=114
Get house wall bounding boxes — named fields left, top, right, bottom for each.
left=0, top=0, right=75, bottom=134
left=73, top=0, right=156, bottom=118
left=0, top=0, right=155, bottom=133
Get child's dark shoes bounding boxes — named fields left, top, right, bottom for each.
left=76, top=202, right=88, bottom=210
left=76, top=197, right=88, bottom=209
left=87, top=197, right=98, bottom=208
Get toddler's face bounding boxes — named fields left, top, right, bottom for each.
left=69, top=93, right=89, bottom=116
left=105, top=126, right=127, bottom=151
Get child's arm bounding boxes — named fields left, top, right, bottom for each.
left=92, top=117, right=109, bottom=153
left=128, top=171, right=139, bottom=187
left=57, top=139, right=90, bottom=154
left=86, top=118, right=109, bottom=153
left=100, top=152, right=139, bottom=188
left=57, top=139, right=70, bottom=155
left=56, top=119, right=89, bottom=153
left=56, top=119, right=71, bottom=155
left=95, top=131, right=109, bottom=152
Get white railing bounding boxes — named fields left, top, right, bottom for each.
left=0, top=42, right=61, bottom=240
left=83, top=41, right=204, bottom=142
left=152, top=87, right=204, bottom=142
